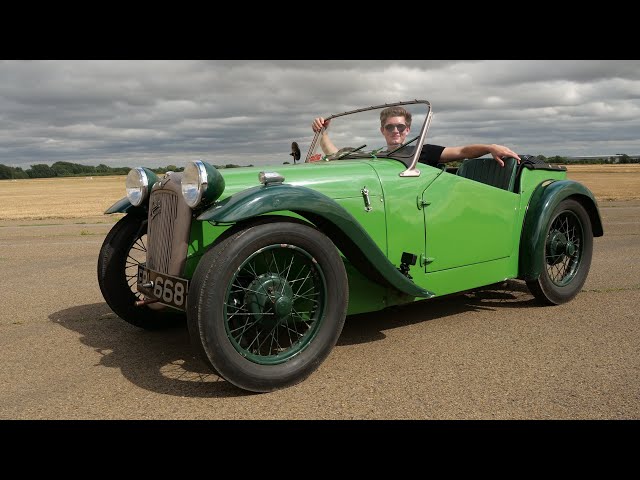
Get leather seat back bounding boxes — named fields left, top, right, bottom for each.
left=456, top=156, right=518, bottom=191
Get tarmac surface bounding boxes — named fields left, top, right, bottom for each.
left=0, top=201, right=638, bottom=419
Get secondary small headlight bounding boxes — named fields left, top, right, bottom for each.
left=126, top=167, right=158, bottom=206
left=258, top=171, right=285, bottom=185
left=181, top=160, right=225, bottom=208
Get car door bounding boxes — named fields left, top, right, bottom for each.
left=421, top=171, right=520, bottom=273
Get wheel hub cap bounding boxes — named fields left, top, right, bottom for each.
left=245, top=273, right=294, bottom=325
left=547, top=230, right=568, bottom=265
left=274, top=296, right=293, bottom=318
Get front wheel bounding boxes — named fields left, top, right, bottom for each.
left=526, top=199, right=593, bottom=305
left=187, top=221, right=348, bottom=393
left=97, top=214, right=184, bottom=329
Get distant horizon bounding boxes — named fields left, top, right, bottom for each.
left=5, top=153, right=640, bottom=170
left=3, top=153, right=640, bottom=170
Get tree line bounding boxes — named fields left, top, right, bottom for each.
left=539, top=154, right=640, bottom=165
left=1, top=155, right=639, bottom=180
left=0, top=161, right=249, bottom=180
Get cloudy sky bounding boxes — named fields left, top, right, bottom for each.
left=1, top=60, right=639, bottom=169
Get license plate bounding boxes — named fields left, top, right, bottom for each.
left=137, top=265, right=189, bottom=310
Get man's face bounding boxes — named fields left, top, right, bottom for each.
left=380, top=115, right=410, bottom=147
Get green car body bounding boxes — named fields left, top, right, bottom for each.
left=98, top=100, right=603, bottom=392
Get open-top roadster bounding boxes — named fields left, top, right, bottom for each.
left=98, top=100, right=603, bottom=392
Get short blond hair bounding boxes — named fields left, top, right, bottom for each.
left=380, top=106, right=412, bottom=128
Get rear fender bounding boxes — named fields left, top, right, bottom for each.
left=519, top=179, right=603, bottom=280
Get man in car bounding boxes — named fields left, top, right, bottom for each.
left=312, top=106, right=521, bottom=167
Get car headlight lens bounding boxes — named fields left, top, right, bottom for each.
left=126, top=167, right=158, bottom=206
left=181, top=160, right=225, bottom=208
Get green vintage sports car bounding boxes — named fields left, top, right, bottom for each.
left=98, top=100, right=603, bottom=393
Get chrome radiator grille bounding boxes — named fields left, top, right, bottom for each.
left=146, top=190, right=179, bottom=273
left=144, top=172, right=192, bottom=277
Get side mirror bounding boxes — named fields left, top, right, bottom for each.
left=290, top=142, right=301, bottom=164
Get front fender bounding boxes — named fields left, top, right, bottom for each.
left=104, top=196, right=147, bottom=216
left=198, top=184, right=435, bottom=298
left=519, top=179, right=604, bottom=280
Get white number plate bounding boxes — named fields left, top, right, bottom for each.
left=137, top=265, right=189, bottom=310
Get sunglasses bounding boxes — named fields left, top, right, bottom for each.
left=384, top=123, right=407, bottom=133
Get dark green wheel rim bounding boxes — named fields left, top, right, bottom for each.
left=545, top=210, right=583, bottom=287
left=223, top=244, right=327, bottom=365
left=126, top=233, right=147, bottom=302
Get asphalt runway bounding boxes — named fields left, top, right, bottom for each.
left=0, top=201, right=638, bottom=419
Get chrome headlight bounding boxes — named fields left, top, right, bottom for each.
left=126, top=167, right=158, bottom=206
left=181, top=160, right=225, bottom=208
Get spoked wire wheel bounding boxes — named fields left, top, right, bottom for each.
left=544, top=210, right=583, bottom=287
left=526, top=199, right=593, bottom=305
left=225, top=244, right=326, bottom=364
left=187, top=220, right=348, bottom=392
left=126, top=229, right=148, bottom=303
left=98, top=215, right=183, bottom=329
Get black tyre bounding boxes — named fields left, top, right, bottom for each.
left=98, top=214, right=184, bottom=329
left=526, top=199, right=593, bottom=305
left=187, top=221, right=348, bottom=393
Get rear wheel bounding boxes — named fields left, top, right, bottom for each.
left=98, top=214, right=183, bottom=329
left=187, top=221, right=348, bottom=392
left=526, top=199, right=593, bottom=305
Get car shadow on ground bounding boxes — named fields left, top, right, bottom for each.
left=49, top=280, right=538, bottom=399
left=338, top=279, right=539, bottom=346
left=49, top=303, right=249, bottom=399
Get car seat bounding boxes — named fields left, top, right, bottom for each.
left=455, top=156, right=519, bottom=192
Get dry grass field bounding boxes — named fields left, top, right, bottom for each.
left=563, top=164, right=640, bottom=201
left=0, top=175, right=126, bottom=222
left=0, top=164, right=638, bottom=221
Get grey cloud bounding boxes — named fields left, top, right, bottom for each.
left=0, top=60, right=639, bottom=168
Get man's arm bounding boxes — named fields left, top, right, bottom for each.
left=440, top=144, right=521, bottom=167
left=312, top=117, right=339, bottom=155
left=318, top=132, right=339, bottom=155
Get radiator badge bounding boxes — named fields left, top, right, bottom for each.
left=151, top=199, right=162, bottom=219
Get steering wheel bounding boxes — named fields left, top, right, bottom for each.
left=386, top=135, right=421, bottom=155
left=328, top=144, right=367, bottom=161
